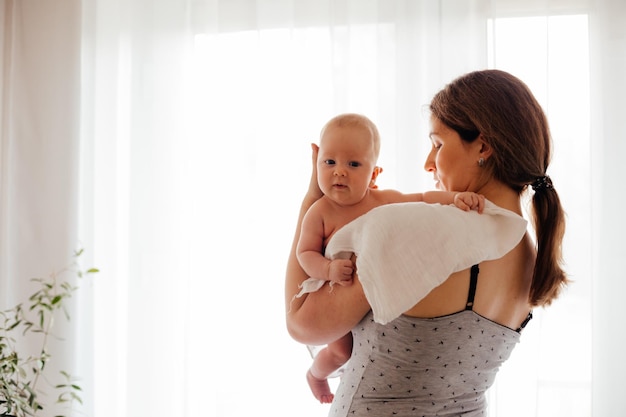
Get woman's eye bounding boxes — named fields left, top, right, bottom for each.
left=348, top=161, right=361, bottom=167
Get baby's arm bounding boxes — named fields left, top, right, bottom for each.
left=423, top=190, right=485, bottom=213
left=387, top=189, right=485, bottom=213
left=297, top=206, right=354, bottom=284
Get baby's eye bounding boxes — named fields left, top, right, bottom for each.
left=348, top=161, right=361, bottom=167
left=324, top=159, right=336, bottom=165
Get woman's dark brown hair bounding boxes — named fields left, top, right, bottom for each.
left=429, top=69, right=567, bottom=306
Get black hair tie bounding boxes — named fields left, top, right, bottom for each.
left=531, top=175, right=553, bottom=191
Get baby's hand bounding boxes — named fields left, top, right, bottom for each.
left=454, top=192, right=485, bottom=213
left=327, top=259, right=354, bottom=285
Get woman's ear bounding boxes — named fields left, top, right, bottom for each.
left=369, top=166, right=383, bottom=189
left=478, top=136, right=493, bottom=160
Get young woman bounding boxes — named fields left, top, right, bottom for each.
left=285, top=69, right=567, bottom=416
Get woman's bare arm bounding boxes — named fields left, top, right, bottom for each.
left=285, top=143, right=323, bottom=314
left=285, top=144, right=371, bottom=346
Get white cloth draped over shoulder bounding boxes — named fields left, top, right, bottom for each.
left=297, top=201, right=528, bottom=325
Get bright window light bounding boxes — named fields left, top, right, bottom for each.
left=487, top=14, right=591, bottom=417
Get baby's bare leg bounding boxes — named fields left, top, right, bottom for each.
left=306, top=333, right=353, bottom=403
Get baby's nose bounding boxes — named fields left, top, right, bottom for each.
left=333, top=166, right=347, bottom=176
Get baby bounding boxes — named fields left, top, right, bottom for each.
left=296, top=113, right=484, bottom=403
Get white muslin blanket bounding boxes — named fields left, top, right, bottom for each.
left=297, top=200, right=527, bottom=324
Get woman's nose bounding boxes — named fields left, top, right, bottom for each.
left=424, top=151, right=435, bottom=172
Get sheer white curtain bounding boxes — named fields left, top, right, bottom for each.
left=2, top=0, right=625, bottom=416
left=0, top=1, right=88, bottom=417
left=588, top=0, right=626, bottom=415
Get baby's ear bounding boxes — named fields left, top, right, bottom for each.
left=369, top=166, right=383, bottom=189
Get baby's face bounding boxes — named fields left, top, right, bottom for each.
left=317, top=124, right=377, bottom=206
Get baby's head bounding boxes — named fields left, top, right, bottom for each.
left=319, top=113, right=381, bottom=161
left=317, top=113, right=382, bottom=205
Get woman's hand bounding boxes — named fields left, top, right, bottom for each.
left=307, top=143, right=323, bottom=201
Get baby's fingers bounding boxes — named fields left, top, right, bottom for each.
left=475, top=194, right=486, bottom=213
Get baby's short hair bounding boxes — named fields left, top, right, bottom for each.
left=321, top=113, right=381, bottom=159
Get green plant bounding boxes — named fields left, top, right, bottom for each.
left=0, top=249, right=98, bottom=417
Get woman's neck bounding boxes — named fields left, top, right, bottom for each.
left=477, top=180, right=523, bottom=216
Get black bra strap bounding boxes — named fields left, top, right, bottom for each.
left=464, top=263, right=533, bottom=332
left=465, top=264, right=479, bottom=311
left=516, top=311, right=533, bottom=333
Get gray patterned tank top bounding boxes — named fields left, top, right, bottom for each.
left=329, top=265, right=531, bottom=417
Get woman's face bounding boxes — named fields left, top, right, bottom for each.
left=424, top=116, right=481, bottom=192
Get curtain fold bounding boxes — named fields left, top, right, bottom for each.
left=2, top=0, right=624, bottom=416
left=589, top=0, right=626, bottom=415
left=1, top=0, right=82, bottom=301
left=0, top=0, right=86, bottom=416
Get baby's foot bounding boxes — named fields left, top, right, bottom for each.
left=306, top=369, right=334, bottom=404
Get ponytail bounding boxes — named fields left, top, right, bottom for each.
left=529, top=177, right=568, bottom=306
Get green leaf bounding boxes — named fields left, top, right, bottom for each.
left=21, top=322, right=34, bottom=336
left=6, top=321, right=21, bottom=331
